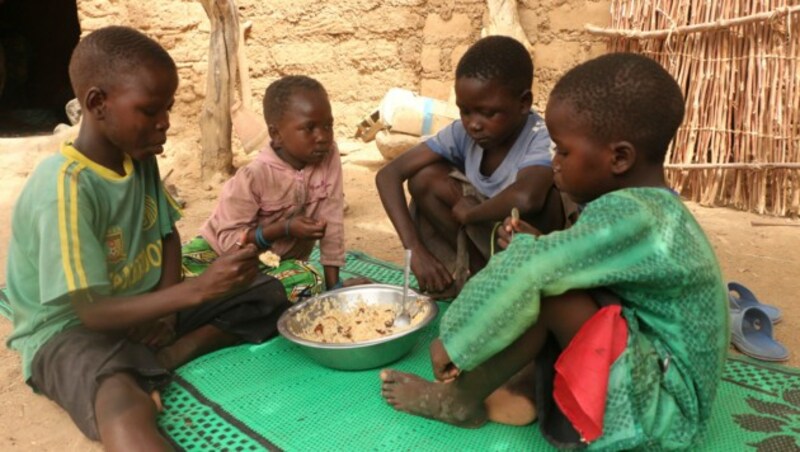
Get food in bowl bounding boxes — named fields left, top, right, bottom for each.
left=278, top=284, right=439, bottom=370
left=294, top=296, right=429, bottom=343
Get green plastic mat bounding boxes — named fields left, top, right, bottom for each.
left=310, top=248, right=421, bottom=290
left=3, top=252, right=800, bottom=451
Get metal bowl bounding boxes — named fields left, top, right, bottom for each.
left=277, top=284, right=439, bottom=370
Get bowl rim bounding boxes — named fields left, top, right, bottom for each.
left=277, top=283, right=439, bottom=349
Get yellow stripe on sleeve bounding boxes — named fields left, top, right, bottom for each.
left=163, top=185, right=183, bottom=217
left=57, top=161, right=77, bottom=291
left=69, top=164, right=89, bottom=288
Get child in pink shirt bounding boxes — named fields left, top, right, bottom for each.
left=183, top=75, right=346, bottom=301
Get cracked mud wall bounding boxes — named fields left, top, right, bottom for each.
left=75, top=0, right=609, bottom=145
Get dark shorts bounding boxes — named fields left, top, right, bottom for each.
left=28, top=274, right=289, bottom=440
left=411, top=168, right=572, bottom=293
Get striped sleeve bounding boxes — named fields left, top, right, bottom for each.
left=39, top=161, right=111, bottom=304
left=148, top=157, right=182, bottom=237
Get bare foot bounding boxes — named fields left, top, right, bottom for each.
left=380, top=370, right=487, bottom=428
left=485, top=387, right=537, bottom=426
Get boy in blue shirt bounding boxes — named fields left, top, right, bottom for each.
left=376, top=36, right=567, bottom=298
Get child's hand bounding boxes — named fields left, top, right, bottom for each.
left=451, top=197, right=478, bottom=225
left=343, top=276, right=372, bottom=287
left=411, top=247, right=454, bottom=294
left=127, top=315, right=177, bottom=348
left=496, top=215, right=542, bottom=250
left=430, top=338, right=460, bottom=382
left=195, top=244, right=260, bottom=301
left=287, top=217, right=327, bottom=240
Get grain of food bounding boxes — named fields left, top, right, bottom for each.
left=295, top=297, right=428, bottom=343
left=259, top=250, right=281, bottom=267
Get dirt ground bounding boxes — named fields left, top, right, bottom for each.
left=0, top=135, right=798, bottom=451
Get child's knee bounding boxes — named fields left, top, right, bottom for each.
left=96, top=373, right=152, bottom=406
left=408, top=164, right=454, bottom=199
left=95, top=372, right=158, bottom=424
left=540, top=290, right=598, bottom=321
left=94, top=373, right=168, bottom=448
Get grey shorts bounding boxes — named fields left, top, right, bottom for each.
left=28, top=274, right=289, bottom=440
left=29, top=326, right=170, bottom=440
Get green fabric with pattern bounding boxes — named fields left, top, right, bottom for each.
left=181, top=236, right=323, bottom=303
left=0, top=252, right=799, bottom=451
left=440, top=188, right=729, bottom=450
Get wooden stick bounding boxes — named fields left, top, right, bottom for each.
left=197, top=0, right=239, bottom=180
left=665, top=163, right=800, bottom=170
left=607, top=0, right=800, bottom=217
left=751, top=221, right=800, bottom=227
left=586, top=4, right=800, bottom=39
left=236, top=20, right=252, bottom=110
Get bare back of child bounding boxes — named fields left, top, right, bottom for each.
left=380, top=53, right=729, bottom=451
left=376, top=36, right=566, bottom=299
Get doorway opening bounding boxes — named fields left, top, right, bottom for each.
left=0, top=0, right=80, bottom=136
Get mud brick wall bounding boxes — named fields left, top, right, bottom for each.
left=76, top=0, right=609, bottom=144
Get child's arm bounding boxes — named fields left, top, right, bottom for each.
left=72, top=245, right=261, bottom=332
left=210, top=166, right=267, bottom=253
left=129, top=228, right=183, bottom=347
left=323, top=265, right=340, bottom=290
left=375, top=143, right=454, bottom=292
left=495, top=213, right=543, bottom=250
left=440, top=192, right=658, bottom=370
left=155, top=229, right=183, bottom=290
left=316, top=144, right=345, bottom=274
left=451, top=165, right=554, bottom=225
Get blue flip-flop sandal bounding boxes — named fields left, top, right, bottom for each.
left=730, top=305, right=789, bottom=362
left=728, top=282, right=782, bottom=324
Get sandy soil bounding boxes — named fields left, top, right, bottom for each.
left=0, top=136, right=798, bottom=451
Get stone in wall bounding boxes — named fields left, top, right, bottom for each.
left=423, top=13, right=474, bottom=42
left=73, top=0, right=610, bottom=159
left=420, top=46, right=441, bottom=73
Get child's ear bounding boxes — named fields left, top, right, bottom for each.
left=268, top=124, right=282, bottom=147
left=84, top=87, right=106, bottom=119
left=519, top=89, right=533, bottom=112
left=610, top=141, right=636, bottom=175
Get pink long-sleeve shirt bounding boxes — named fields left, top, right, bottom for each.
left=200, top=142, right=345, bottom=267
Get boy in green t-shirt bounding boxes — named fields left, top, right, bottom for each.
left=5, top=26, right=289, bottom=449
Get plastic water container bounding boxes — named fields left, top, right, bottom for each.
left=379, top=88, right=459, bottom=137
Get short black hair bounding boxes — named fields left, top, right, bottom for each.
left=455, top=35, right=533, bottom=96
left=68, top=26, right=176, bottom=101
left=263, top=75, right=327, bottom=125
left=549, top=53, right=685, bottom=164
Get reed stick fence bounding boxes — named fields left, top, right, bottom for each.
left=586, top=1, right=800, bottom=216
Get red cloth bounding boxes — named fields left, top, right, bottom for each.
left=553, top=305, right=628, bottom=442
